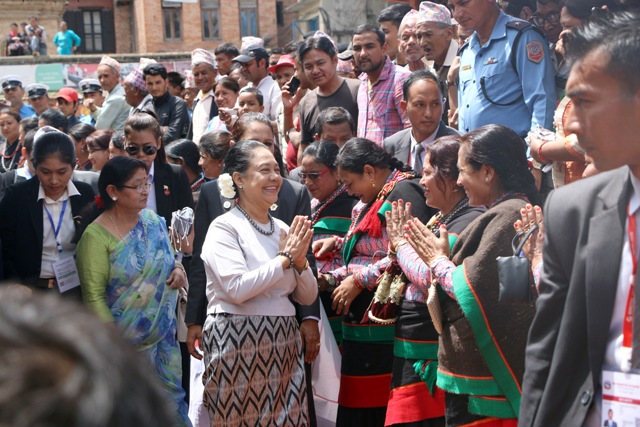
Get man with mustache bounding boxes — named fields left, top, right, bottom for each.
left=353, top=24, right=410, bottom=147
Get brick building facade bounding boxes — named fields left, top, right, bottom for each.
left=2, top=0, right=300, bottom=57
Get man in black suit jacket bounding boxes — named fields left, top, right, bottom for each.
left=383, top=69, right=458, bottom=173
left=519, top=12, right=640, bottom=427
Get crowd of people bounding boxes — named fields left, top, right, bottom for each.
left=1, top=0, right=640, bottom=426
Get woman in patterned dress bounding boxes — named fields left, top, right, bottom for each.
left=314, top=138, right=433, bottom=427
left=76, top=156, right=191, bottom=426
left=301, top=140, right=357, bottom=344
left=200, top=140, right=318, bottom=426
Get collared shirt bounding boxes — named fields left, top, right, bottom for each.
left=92, top=83, right=130, bottom=131
left=357, top=56, right=411, bottom=146
left=39, top=180, right=80, bottom=278
left=19, top=103, right=36, bottom=119
left=458, top=11, right=556, bottom=137
left=192, top=89, right=214, bottom=144
left=409, top=124, right=440, bottom=169
left=254, top=75, right=281, bottom=121
left=584, top=172, right=640, bottom=427
left=146, top=161, right=157, bottom=213
left=15, top=165, right=32, bottom=180
left=132, top=93, right=153, bottom=115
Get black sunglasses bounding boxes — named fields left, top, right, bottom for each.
left=125, top=145, right=158, bottom=156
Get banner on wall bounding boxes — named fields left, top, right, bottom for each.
left=0, top=60, right=192, bottom=92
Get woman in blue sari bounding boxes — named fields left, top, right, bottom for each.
left=76, top=156, right=191, bottom=426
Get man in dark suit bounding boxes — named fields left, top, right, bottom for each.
left=519, top=11, right=640, bottom=427
left=383, top=69, right=458, bottom=174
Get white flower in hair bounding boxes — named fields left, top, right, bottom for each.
left=218, top=173, right=236, bottom=199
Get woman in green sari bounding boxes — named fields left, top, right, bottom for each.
left=76, top=156, right=191, bottom=426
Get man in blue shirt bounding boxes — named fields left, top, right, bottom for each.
left=52, top=22, right=81, bottom=55
left=453, top=0, right=556, bottom=137
left=1, top=75, right=36, bottom=119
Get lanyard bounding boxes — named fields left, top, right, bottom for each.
left=44, top=199, right=68, bottom=254
left=624, top=205, right=637, bottom=348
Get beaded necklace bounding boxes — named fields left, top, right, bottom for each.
left=0, top=139, right=21, bottom=172
left=109, top=214, right=148, bottom=260
left=236, top=203, right=275, bottom=236
left=310, top=184, right=347, bottom=224
left=427, top=197, right=469, bottom=237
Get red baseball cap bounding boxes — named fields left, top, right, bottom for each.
left=56, top=87, right=79, bottom=103
left=268, top=55, right=296, bottom=75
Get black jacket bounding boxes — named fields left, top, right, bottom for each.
left=152, top=91, right=189, bottom=144
left=0, top=177, right=94, bottom=288
left=152, top=161, right=195, bottom=229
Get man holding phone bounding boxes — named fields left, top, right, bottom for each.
left=297, top=33, right=360, bottom=150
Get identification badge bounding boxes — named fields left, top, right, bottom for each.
left=601, top=370, right=640, bottom=422
left=53, top=256, right=81, bottom=293
left=461, top=64, right=472, bottom=72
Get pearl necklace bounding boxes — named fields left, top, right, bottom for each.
left=109, top=214, right=148, bottom=259
left=236, top=203, right=275, bottom=236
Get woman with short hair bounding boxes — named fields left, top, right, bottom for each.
left=200, top=140, right=317, bottom=426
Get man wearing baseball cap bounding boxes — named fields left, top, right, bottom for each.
left=56, top=87, right=81, bottom=129
left=233, top=45, right=281, bottom=121
left=1, top=75, right=36, bottom=119
left=78, top=78, right=104, bottom=126
left=25, top=83, right=50, bottom=116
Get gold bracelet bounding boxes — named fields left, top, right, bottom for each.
left=293, top=259, right=309, bottom=274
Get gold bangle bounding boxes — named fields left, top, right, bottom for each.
left=293, top=259, right=309, bottom=274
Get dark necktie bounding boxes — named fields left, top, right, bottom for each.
left=414, top=144, right=424, bottom=176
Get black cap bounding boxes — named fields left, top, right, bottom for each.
left=232, top=45, right=270, bottom=63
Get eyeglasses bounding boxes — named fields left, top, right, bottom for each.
left=300, top=169, right=330, bottom=181
left=530, top=11, right=560, bottom=27
left=121, top=183, right=152, bottom=193
left=124, top=145, right=158, bottom=156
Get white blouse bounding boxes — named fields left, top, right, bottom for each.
left=202, top=208, right=317, bottom=317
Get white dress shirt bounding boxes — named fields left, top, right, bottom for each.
left=254, top=75, right=282, bottom=121
left=192, top=89, right=215, bottom=144
left=146, top=161, right=157, bottom=213
left=39, top=180, right=80, bottom=278
left=409, top=124, right=440, bottom=169
left=584, top=172, right=640, bottom=426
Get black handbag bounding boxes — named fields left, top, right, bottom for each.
left=496, top=225, right=538, bottom=303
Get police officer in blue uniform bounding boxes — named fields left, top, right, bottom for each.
left=453, top=0, right=556, bottom=137
left=78, top=78, right=102, bottom=126
left=1, top=76, right=36, bottom=119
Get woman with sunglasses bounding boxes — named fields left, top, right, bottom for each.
left=122, top=112, right=194, bottom=404
left=75, top=156, right=190, bottom=426
left=0, top=127, right=94, bottom=296
left=123, top=113, right=194, bottom=228
left=86, top=129, right=113, bottom=172
left=301, top=140, right=357, bottom=344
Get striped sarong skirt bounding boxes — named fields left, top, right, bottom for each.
left=202, top=313, right=309, bottom=427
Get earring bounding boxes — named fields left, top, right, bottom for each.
left=485, top=178, right=489, bottom=184
left=112, top=197, right=117, bottom=201
left=370, top=180, right=375, bottom=188
left=239, top=186, right=243, bottom=190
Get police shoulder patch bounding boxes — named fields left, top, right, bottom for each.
left=526, top=40, right=544, bottom=63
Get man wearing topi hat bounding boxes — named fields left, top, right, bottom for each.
left=415, top=1, right=459, bottom=122
left=1, top=76, right=36, bottom=119
left=189, top=48, right=218, bottom=144
left=89, top=56, right=130, bottom=131
left=122, top=68, right=153, bottom=116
